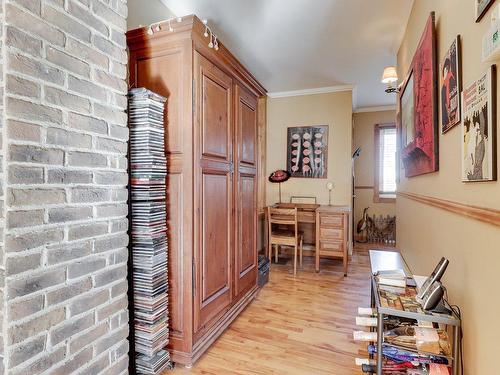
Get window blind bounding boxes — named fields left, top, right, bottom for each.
left=378, top=127, right=397, bottom=196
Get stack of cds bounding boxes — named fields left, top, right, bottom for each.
left=129, top=88, right=172, bottom=374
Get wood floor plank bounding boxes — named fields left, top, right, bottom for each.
left=168, top=244, right=387, bottom=374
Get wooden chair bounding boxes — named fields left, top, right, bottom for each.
left=267, top=207, right=304, bottom=275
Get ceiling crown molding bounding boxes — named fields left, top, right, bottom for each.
left=267, top=85, right=354, bottom=99
left=354, top=105, right=397, bottom=113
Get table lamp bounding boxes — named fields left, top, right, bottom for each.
left=326, top=182, right=334, bottom=205
left=268, top=170, right=290, bottom=203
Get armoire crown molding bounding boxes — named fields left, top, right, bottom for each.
left=398, top=191, right=500, bottom=227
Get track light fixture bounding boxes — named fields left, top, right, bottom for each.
left=145, top=17, right=220, bottom=52
left=145, top=16, right=180, bottom=36
left=202, top=19, right=220, bottom=51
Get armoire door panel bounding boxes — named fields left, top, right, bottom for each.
left=236, top=85, right=257, bottom=166
left=195, top=170, right=232, bottom=331
left=202, top=173, right=230, bottom=299
left=238, top=175, right=257, bottom=276
left=197, top=53, right=232, bottom=161
left=234, top=83, right=258, bottom=297
left=136, top=50, right=184, bottom=154
left=241, top=103, right=256, bottom=164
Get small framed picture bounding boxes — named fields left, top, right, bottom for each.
left=441, top=36, right=461, bottom=133
left=476, top=0, right=495, bottom=22
left=461, top=65, right=497, bottom=182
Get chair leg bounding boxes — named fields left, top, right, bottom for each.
left=299, top=236, right=303, bottom=268
left=293, top=245, right=297, bottom=276
left=275, top=244, right=278, bottom=263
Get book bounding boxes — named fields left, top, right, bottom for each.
left=353, top=331, right=377, bottom=341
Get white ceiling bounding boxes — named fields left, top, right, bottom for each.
left=160, top=0, right=414, bottom=110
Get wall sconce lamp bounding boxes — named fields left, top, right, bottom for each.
left=381, top=66, right=399, bottom=93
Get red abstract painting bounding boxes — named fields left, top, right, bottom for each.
left=399, top=12, right=439, bottom=177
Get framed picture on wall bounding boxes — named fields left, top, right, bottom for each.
left=400, top=70, right=415, bottom=150
left=476, top=0, right=495, bottom=22
left=286, top=125, right=328, bottom=178
left=398, top=12, right=439, bottom=178
left=461, top=65, right=497, bottom=182
left=441, top=36, right=462, bottom=133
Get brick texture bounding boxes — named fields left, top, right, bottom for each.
left=0, top=0, right=129, bottom=374
left=0, top=2, right=6, bottom=374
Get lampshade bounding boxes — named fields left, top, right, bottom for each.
left=381, top=66, right=398, bottom=84
left=268, top=170, right=290, bottom=183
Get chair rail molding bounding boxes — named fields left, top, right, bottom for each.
left=398, top=191, right=500, bottom=227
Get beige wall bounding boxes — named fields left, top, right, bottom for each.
left=127, top=0, right=175, bottom=30
left=397, top=1, right=500, bottom=374
left=266, top=91, right=353, bottom=207
left=352, top=110, right=397, bottom=227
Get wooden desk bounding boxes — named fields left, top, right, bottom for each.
left=267, top=203, right=350, bottom=275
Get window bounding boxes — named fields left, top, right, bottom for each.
left=374, top=124, right=397, bottom=202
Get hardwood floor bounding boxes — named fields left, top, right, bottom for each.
left=169, top=244, right=390, bottom=374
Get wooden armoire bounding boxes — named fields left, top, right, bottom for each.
left=127, top=15, right=267, bottom=366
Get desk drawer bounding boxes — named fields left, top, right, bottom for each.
left=319, top=227, right=343, bottom=240
left=298, top=211, right=316, bottom=223
left=319, top=240, right=343, bottom=252
left=320, top=214, right=343, bottom=228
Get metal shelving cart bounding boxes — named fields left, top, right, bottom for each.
left=369, top=250, right=461, bottom=375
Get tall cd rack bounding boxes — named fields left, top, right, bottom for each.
left=128, top=88, right=172, bottom=374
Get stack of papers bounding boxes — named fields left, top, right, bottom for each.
left=129, top=88, right=172, bottom=373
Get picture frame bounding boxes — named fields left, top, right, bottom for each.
left=461, top=65, right=497, bottom=182
left=441, top=36, right=462, bottom=133
left=400, top=70, right=415, bottom=150
left=398, top=12, right=439, bottom=178
left=476, top=0, right=495, bottom=23
left=286, top=125, right=328, bottom=178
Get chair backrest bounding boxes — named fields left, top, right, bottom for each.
left=268, top=207, right=298, bottom=238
